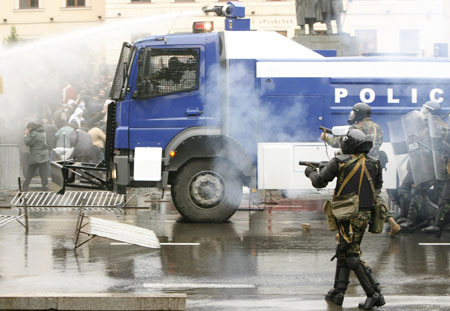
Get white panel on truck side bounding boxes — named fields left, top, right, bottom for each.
left=224, top=31, right=324, bottom=60
left=258, top=142, right=397, bottom=190
left=257, top=143, right=336, bottom=190
left=134, top=147, right=162, bottom=181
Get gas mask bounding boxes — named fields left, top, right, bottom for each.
left=347, top=110, right=356, bottom=125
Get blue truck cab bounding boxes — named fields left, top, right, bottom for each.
left=98, top=2, right=450, bottom=222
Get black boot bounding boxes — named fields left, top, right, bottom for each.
left=422, top=203, right=449, bottom=238
left=325, top=258, right=350, bottom=306
left=359, top=292, right=385, bottom=310
left=346, top=257, right=385, bottom=310
left=400, top=220, right=418, bottom=233
left=422, top=225, right=440, bottom=234
left=395, top=217, right=408, bottom=224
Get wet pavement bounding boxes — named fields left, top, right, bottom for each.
left=0, top=191, right=449, bottom=310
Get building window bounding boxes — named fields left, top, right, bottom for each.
left=399, top=29, right=420, bottom=54
left=20, top=0, right=39, bottom=9
left=66, top=0, right=85, bottom=7
left=355, top=29, right=377, bottom=55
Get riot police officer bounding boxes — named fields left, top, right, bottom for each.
left=420, top=101, right=450, bottom=237
left=306, top=129, right=385, bottom=310
left=322, top=102, right=401, bottom=237
left=322, top=102, right=383, bottom=158
left=399, top=101, right=449, bottom=233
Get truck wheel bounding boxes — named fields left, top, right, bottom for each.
left=171, top=159, right=243, bottom=223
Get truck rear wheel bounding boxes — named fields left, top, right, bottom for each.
left=171, top=158, right=243, bottom=222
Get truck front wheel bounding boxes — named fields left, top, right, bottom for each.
left=171, top=159, right=243, bottom=222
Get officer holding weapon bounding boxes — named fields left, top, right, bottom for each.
left=322, top=103, right=383, bottom=158
left=304, top=129, right=386, bottom=309
left=321, top=102, right=401, bottom=237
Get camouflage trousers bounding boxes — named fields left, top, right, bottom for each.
left=438, top=203, right=450, bottom=222
left=337, top=211, right=372, bottom=260
left=407, top=188, right=435, bottom=224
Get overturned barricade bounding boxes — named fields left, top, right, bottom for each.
left=74, top=210, right=160, bottom=250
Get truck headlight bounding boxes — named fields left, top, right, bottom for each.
left=112, top=166, right=117, bottom=180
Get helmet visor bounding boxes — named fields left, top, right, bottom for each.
left=348, top=110, right=356, bottom=124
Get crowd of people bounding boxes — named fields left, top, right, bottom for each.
left=20, top=76, right=111, bottom=191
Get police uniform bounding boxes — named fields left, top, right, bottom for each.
left=323, top=117, right=383, bottom=159
left=306, top=129, right=385, bottom=309
left=422, top=118, right=450, bottom=236
left=398, top=170, right=433, bottom=230
left=308, top=153, right=382, bottom=257
left=323, top=110, right=400, bottom=236
left=400, top=102, right=450, bottom=234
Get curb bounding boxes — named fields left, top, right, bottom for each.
left=0, top=293, right=186, bottom=310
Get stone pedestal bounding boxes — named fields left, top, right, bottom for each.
left=293, top=32, right=360, bottom=56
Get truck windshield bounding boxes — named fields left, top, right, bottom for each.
left=110, top=42, right=134, bottom=101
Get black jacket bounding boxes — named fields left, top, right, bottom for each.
left=308, top=154, right=382, bottom=209
left=70, top=128, right=94, bottom=160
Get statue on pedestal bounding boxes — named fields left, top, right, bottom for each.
left=295, top=0, right=322, bottom=35
left=321, top=0, right=344, bottom=34
left=296, top=0, right=344, bottom=35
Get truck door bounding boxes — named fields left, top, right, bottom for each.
left=130, top=47, right=204, bottom=148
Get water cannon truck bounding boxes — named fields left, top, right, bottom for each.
left=52, top=1, right=450, bottom=222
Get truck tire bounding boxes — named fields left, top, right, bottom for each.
left=171, top=158, right=243, bottom=222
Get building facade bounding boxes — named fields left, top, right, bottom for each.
left=0, top=1, right=105, bottom=42
left=0, top=0, right=449, bottom=56
left=345, top=0, right=449, bottom=56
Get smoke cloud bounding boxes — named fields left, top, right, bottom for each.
left=0, top=10, right=200, bottom=145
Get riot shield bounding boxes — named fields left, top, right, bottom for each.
left=387, top=120, right=407, bottom=155
left=428, top=115, right=446, bottom=181
left=387, top=120, right=409, bottom=184
left=401, top=111, right=434, bottom=186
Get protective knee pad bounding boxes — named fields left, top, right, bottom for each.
left=346, top=256, right=361, bottom=270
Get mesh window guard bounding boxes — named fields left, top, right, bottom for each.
left=110, top=42, right=133, bottom=100
left=145, top=49, right=200, bottom=97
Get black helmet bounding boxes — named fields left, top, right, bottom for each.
left=348, top=102, right=372, bottom=125
left=340, top=128, right=373, bottom=154
left=421, top=101, right=441, bottom=115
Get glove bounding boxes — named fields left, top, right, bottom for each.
left=305, top=166, right=317, bottom=177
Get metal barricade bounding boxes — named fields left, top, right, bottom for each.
left=0, top=144, right=20, bottom=191
left=11, top=191, right=124, bottom=208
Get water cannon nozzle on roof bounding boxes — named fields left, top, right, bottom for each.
left=202, top=1, right=245, bottom=19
